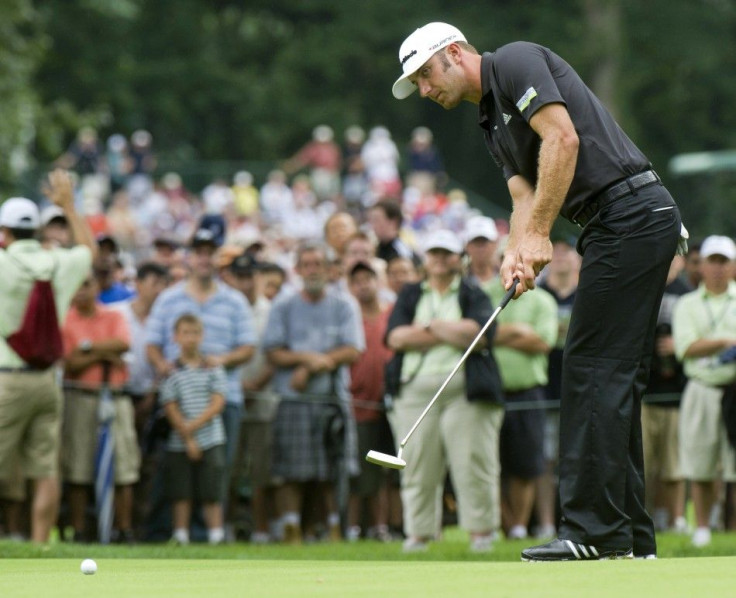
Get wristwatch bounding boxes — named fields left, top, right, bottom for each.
left=80, top=339, right=93, bottom=353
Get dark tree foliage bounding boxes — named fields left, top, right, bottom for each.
left=4, top=0, right=735, bottom=234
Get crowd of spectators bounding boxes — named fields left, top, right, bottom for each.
left=0, top=125, right=735, bottom=552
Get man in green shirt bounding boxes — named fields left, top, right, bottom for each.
left=467, top=233, right=558, bottom=540
left=673, top=235, right=736, bottom=548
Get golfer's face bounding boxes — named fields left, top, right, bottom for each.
left=410, top=51, right=463, bottom=109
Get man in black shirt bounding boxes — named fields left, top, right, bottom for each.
left=392, top=22, right=685, bottom=560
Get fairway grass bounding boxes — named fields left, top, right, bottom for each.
left=2, top=557, right=736, bottom=598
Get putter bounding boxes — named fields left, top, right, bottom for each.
left=366, top=278, right=520, bottom=470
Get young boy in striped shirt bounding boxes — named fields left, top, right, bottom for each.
left=161, top=313, right=228, bottom=545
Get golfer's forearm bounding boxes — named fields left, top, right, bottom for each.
left=530, top=136, right=577, bottom=236
left=506, top=190, right=534, bottom=252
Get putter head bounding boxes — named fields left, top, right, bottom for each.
left=365, top=450, right=406, bottom=470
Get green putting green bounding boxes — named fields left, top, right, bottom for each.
left=1, top=557, right=735, bottom=598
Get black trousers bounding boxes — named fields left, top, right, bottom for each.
left=557, top=182, right=681, bottom=554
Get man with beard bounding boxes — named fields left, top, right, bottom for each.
left=263, top=242, right=364, bottom=543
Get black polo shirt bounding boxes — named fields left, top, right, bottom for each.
left=478, top=42, right=650, bottom=222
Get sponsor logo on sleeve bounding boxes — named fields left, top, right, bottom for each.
left=516, top=87, right=538, bottom=113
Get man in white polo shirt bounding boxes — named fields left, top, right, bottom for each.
left=673, top=235, right=736, bottom=548
left=0, top=169, right=97, bottom=542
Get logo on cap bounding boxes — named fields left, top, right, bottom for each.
left=401, top=49, right=417, bottom=65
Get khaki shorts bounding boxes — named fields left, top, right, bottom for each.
left=0, top=369, right=62, bottom=480
left=642, top=403, right=681, bottom=481
left=61, top=389, right=141, bottom=485
left=0, top=460, right=27, bottom=501
left=679, top=380, right=736, bottom=482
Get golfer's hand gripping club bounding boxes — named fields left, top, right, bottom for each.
left=397, top=277, right=519, bottom=450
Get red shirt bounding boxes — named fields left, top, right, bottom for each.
left=62, top=303, right=130, bottom=387
left=350, top=309, right=393, bottom=423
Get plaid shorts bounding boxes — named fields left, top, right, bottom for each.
left=272, top=399, right=357, bottom=482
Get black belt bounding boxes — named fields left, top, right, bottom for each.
left=0, top=366, right=49, bottom=373
left=572, top=170, right=661, bottom=227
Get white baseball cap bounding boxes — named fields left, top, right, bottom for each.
left=700, top=235, right=736, bottom=260
left=0, top=197, right=40, bottom=230
left=463, top=216, right=499, bottom=245
left=40, top=205, right=67, bottom=227
left=423, top=229, right=463, bottom=254
left=392, top=22, right=467, bottom=100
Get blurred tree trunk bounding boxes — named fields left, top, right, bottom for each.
left=583, top=0, right=622, bottom=119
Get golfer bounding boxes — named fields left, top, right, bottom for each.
left=392, top=22, right=684, bottom=560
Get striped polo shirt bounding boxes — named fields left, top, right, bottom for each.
left=160, top=362, right=227, bottom=451
left=145, top=280, right=256, bottom=405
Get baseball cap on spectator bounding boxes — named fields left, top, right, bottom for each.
left=348, top=260, right=377, bottom=277
left=40, top=205, right=67, bottom=227
left=700, top=235, right=736, bottom=260
left=229, top=253, right=260, bottom=277
left=463, top=216, right=498, bottom=245
left=0, top=197, right=40, bottom=230
left=423, top=229, right=463, bottom=254
left=197, top=213, right=226, bottom=248
left=392, top=22, right=467, bottom=100
left=190, top=228, right=218, bottom=249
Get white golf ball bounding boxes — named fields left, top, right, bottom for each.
left=80, top=559, right=97, bottom=575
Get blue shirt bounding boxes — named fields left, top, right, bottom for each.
left=98, top=282, right=136, bottom=305
left=262, top=289, right=365, bottom=403
left=145, top=281, right=256, bottom=405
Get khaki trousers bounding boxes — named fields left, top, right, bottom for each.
left=388, top=373, right=503, bottom=538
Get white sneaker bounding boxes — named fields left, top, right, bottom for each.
left=250, top=532, right=271, bottom=545
left=402, top=537, right=429, bottom=553
left=507, top=525, right=528, bottom=540
left=672, top=516, right=690, bottom=535
left=470, top=534, right=494, bottom=553
left=692, top=527, right=712, bottom=548
left=346, top=526, right=361, bottom=542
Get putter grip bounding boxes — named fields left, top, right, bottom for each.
left=499, top=278, right=520, bottom=309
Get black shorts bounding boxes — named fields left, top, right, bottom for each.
left=500, top=386, right=546, bottom=478
left=351, top=420, right=389, bottom=497
left=164, top=445, right=226, bottom=503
